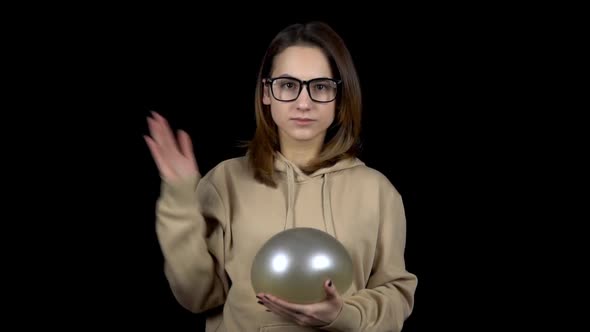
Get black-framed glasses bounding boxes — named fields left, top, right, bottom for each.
left=265, top=77, right=342, bottom=103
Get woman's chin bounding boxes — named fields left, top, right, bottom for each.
left=288, top=130, right=322, bottom=142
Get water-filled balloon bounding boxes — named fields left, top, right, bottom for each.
left=251, top=227, right=353, bottom=304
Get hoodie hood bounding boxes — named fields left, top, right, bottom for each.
left=274, top=152, right=365, bottom=239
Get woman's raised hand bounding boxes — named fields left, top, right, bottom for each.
left=144, top=111, right=199, bottom=182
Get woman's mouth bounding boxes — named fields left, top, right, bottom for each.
left=291, top=118, right=315, bottom=125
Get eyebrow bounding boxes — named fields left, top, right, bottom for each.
left=273, top=73, right=334, bottom=80
left=275, top=73, right=296, bottom=78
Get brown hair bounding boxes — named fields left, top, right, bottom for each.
left=247, top=21, right=362, bottom=187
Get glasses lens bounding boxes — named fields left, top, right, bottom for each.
left=271, top=78, right=300, bottom=101
left=309, top=79, right=338, bottom=102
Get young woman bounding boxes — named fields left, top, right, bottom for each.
left=145, top=21, right=417, bottom=332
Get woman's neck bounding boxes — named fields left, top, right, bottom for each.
left=279, top=136, right=323, bottom=168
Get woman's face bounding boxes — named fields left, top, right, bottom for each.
left=263, top=46, right=337, bottom=147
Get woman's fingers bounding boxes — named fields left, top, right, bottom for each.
left=177, top=129, right=196, bottom=164
left=144, top=134, right=172, bottom=178
left=151, top=111, right=177, bottom=151
left=263, top=299, right=299, bottom=322
left=147, top=113, right=180, bottom=160
left=146, top=113, right=178, bottom=176
left=146, top=116, right=162, bottom=145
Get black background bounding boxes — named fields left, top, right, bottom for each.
left=8, top=5, right=566, bottom=331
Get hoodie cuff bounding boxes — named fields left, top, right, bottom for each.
left=320, top=302, right=361, bottom=332
left=160, top=173, right=201, bottom=206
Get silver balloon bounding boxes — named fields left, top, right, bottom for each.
left=251, top=227, right=353, bottom=304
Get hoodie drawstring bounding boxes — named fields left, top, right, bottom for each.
left=284, top=165, right=296, bottom=230
left=322, top=173, right=337, bottom=239
left=282, top=163, right=337, bottom=239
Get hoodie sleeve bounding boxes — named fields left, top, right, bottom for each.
left=321, top=188, right=418, bottom=332
left=155, top=173, right=230, bottom=314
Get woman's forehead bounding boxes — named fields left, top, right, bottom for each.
left=271, top=46, right=332, bottom=79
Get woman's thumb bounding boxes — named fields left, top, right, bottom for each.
left=324, top=279, right=337, bottom=298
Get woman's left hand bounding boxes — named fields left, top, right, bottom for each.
left=257, top=279, right=343, bottom=327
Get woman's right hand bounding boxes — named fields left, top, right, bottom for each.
left=144, top=111, right=200, bottom=182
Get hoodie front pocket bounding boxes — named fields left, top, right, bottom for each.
left=259, top=323, right=319, bottom=331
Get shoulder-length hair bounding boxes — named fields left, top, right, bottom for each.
left=247, top=21, right=362, bottom=187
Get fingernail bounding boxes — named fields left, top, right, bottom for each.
left=328, top=280, right=332, bottom=287
left=257, top=301, right=264, bottom=305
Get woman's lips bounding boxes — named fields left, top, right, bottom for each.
left=291, top=118, right=315, bottom=125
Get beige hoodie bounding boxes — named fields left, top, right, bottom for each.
left=155, top=153, right=417, bottom=331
